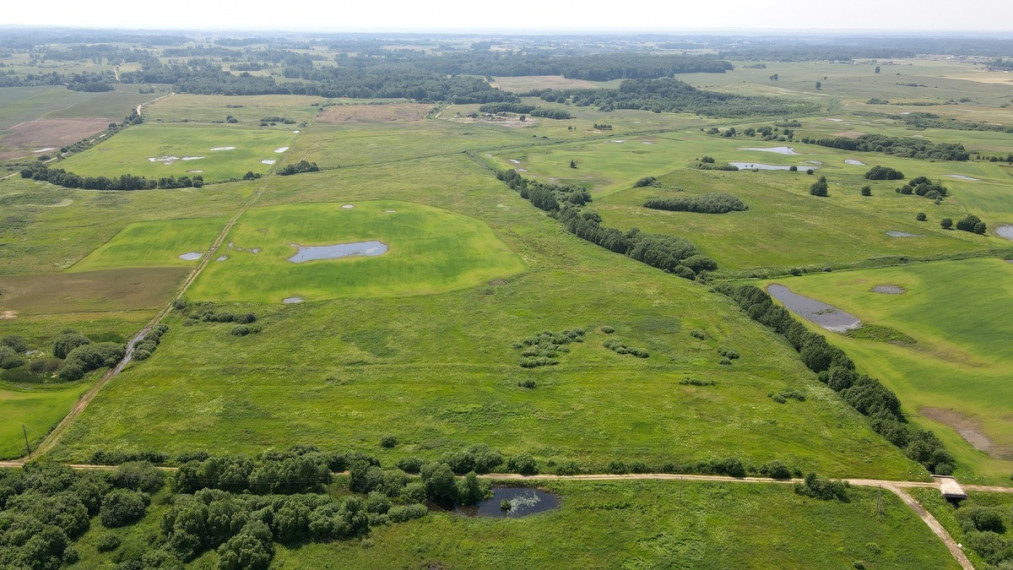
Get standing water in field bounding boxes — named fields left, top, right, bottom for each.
left=742, top=146, right=799, bottom=155
left=995, top=224, right=1013, bottom=241
left=178, top=252, right=202, bottom=261
left=456, top=487, right=560, bottom=518
left=287, top=241, right=388, bottom=263
left=766, top=284, right=862, bottom=332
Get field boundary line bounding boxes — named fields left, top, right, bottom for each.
left=25, top=170, right=276, bottom=459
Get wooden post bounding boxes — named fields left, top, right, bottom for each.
left=23, top=425, right=31, bottom=458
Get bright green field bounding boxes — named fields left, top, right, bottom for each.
left=188, top=201, right=525, bottom=302
left=70, top=217, right=226, bottom=271
left=764, top=258, right=1013, bottom=482
left=0, top=380, right=91, bottom=459
left=57, top=124, right=298, bottom=182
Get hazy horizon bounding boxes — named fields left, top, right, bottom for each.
left=3, top=0, right=1012, bottom=35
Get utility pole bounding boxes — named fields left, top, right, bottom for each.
left=877, top=486, right=883, bottom=517
left=23, top=425, right=31, bottom=458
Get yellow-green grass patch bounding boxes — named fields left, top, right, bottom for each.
left=188, top=201, right=525, bottom=302
left=70, top=217, right=226, bottom=271
left=0, top=379, right=93, bottom=459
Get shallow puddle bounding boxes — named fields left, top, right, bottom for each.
left=178, top=252, right=202, bottom=261
left=767, top=284, right=862, bottom=332
left=288, top=241, right=387, bottom=263
left=886, top=231, right=923, bottom=238
left=730, top=162, right=812, bottom=171
left=995, top=224, right=1013, bottom=241
left=872, top=285, right=906, bottom=294
left=456, top=487, right=560, bottom=518
left=742, top=146, right=799, bottom=155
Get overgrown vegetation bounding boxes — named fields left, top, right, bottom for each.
left=514, top=329, right=585, bottom=368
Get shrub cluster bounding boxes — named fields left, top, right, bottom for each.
left=955, top=214, right=987, bottom=235
left=277, top=160, right=320, bottom=176
left=603, top=339, right=649, bottom=358
left=809, top=176, right=829, bottom=197
left=794, top=472, right=849, bottom=501
left=768, top=389, right=805, bottom=404
left=132, top=324, right=169, bottom=361
left=59, top=341, right=125, bottom=381
left=633, top=176, right=658, bottom=187
left=643, top=193, right=747, bottom=214
left=497, top=168, right=592, bottom=210
left=0, top=461, right=161, bottom=568
left=894, top=176, right=949, bottom=200
left=864, top=165, right=904, bottom=180
left=679, top=377, right=716, bottom=386
left=515, top=329, right=585, bottom=368
left=718, top=284, right=955, bottom=474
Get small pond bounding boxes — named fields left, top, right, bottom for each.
left=767, top=284, right=862, bottom=332
left=729, top=162, right=813, bottom=171
left=742, top=146, right=799, bottom=155
left=886, top=231, right=923, bottom=238
left=995, top=224, right=1013, bottom=241
left=457, top=487, right=560, bottom=518
left=872, top=285, right=906, bottom=294
left=844, top=159, right=866, bottom=166
left=282, top=297, right=304, bottom=304
left=288, top=241, right=388, bottom=263
left=178, top=252, right=202, bottom=261
left=946, top=174, right=979, bottom=182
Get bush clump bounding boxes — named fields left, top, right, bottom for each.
left=644, top=193, right=747, bottom=214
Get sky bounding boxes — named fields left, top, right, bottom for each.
left=3, top=0, right=1013, bottom=34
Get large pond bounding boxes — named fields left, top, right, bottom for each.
left=729, top=162, right=814, bottom=171
left=767, top=284, right=862, bottom=332
left=457, top=487, right=560, bottom=518
left=287, top=241, right=388, bottom=263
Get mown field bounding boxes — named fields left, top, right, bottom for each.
left=762, top=259, right=1013, bottom=482
left=69, top=218, right=227, bottom=272
left=56, top=124, right=297, bottom=182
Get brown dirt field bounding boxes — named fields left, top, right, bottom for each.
left=0, top=267, right=189, bottom=315
left=833, top=131, right=865, bottom=138
left=490, top=75, right=612, bottom=91
left=0, top=118, right=113, bottom=160
left=317, top=103, right=433, bottom=124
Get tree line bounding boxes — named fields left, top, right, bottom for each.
left=20, top=164, right=204, bottom=191
left=717, top=284, right=955, bottom=475
left=532, top=77, right=820, bottom=117
left=643, top=193, right=748, bottom=214
left=799, top=134, right=969, bottom=161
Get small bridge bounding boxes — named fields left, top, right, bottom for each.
left=935, top=476, right=968, bottom=500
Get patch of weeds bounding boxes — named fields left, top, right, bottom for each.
left=515, top=328, right=585, bottom=368
left=768, top=389, right=806, bottom=404
left=845, top=324, right=916, bottom=345
left=690, top=330, right=706, bottom=340
left=679, top=377, right=716, bottom=386
left=603, top=339, right=649, bottom=358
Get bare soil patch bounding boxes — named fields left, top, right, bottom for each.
left=0, top=118, right=113, bottom=160
left=318, top=103, right=432, bottom=123
left=0, top=267, right=188, bottom=315
left=0, top=310, right=17, bottom=320
left=833, top=131, right=864, bottom=138
left=921, top=407, right=1004, bottom=457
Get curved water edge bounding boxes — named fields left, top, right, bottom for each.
left=455, top=487, right=560, bottom=518
left=287, top=241, right=388, bottom=263
left=995, top=224, right=1013, bottom=241
left=766, top=284, right=862, bottom=332
left=178, top=252, right=202, bottom=261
